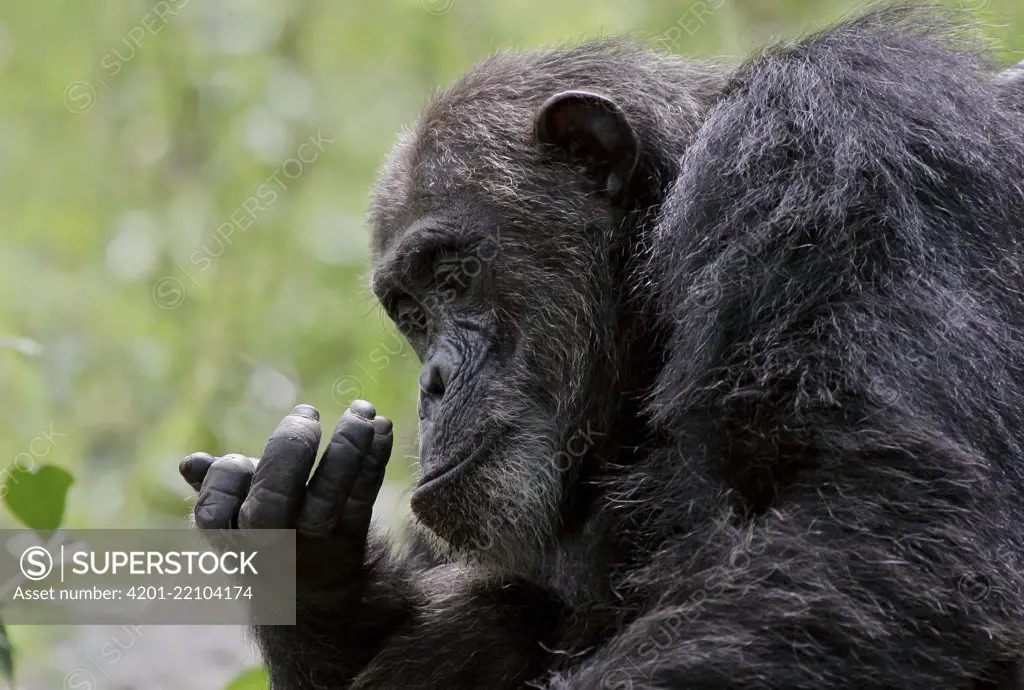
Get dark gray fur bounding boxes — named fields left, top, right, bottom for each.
left=246, top=7, right=1024, bottom=688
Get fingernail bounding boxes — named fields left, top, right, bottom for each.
left=373, top=416, right=393, bottom=435
left=291, top=404, right=319, bottom=421
left=350, top=399, right=376, bottom=420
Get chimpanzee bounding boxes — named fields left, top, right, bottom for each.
left=181, top=8, right=1024, bottom=688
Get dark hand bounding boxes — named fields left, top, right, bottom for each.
left=180, top=400, right=393, bottom=582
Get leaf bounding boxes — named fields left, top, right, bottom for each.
left=225, top=666, right=269, bottom=690
left=3, top=464, right=74, bottom=533
left=0, top=621, right=14, bottom=682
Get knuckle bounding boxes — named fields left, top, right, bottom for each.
left=274, top=416, right=322, bottom=446
left=368, top=439, right=393, bottom=465
left=237, top=491, right=291, bottom=529
left=236, top=501, right=266, bottom=529
left=263, top=435, right=319, bottom=464
left=194, top=496, right=230, bottom=527
left=217, top=454, right=257, bottom=473
left=331, top=425, right=374, bottom=457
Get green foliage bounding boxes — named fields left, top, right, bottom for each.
left=0, top=622, right=12, bottom=683
left=0, top=462, right=74, bottom=681
left=225, top=666, right=270, bottom=690
left=2, top=464, right=74, bottom=534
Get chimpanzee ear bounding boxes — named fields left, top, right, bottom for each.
left=535, top=90, right=640, bottom=203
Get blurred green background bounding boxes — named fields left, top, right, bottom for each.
left=0, top=0, right=1020, bottom=687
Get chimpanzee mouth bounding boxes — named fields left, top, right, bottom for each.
left=415, top=425, right=504, bottom=496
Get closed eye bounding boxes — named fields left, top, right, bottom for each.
left=435, top=250, right=489, bottom=298
left=434, top=257, right=470, bottom=293
left=393, top=297, right=427, bottom=332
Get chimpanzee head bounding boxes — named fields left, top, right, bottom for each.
left=368, top=40, right=727, bottom=563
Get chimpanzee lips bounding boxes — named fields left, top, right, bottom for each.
left=415, top=424, right=503, bottom=494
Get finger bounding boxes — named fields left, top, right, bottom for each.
left=238, top=404, right=322, bottom=529
left=298, top=401, right=377, bottom=536
left=180, top=452, right=217, bottom=492
left=194, top=454, right=258, bottom=529
left=340, top=416, right=394, bottom=534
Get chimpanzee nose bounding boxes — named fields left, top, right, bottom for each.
left=419, top=362, right=446, bottom=398
left=418, top=348, right=457, bottom=420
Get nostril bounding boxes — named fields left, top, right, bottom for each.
left=418, top=363, right=446, bottom=398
